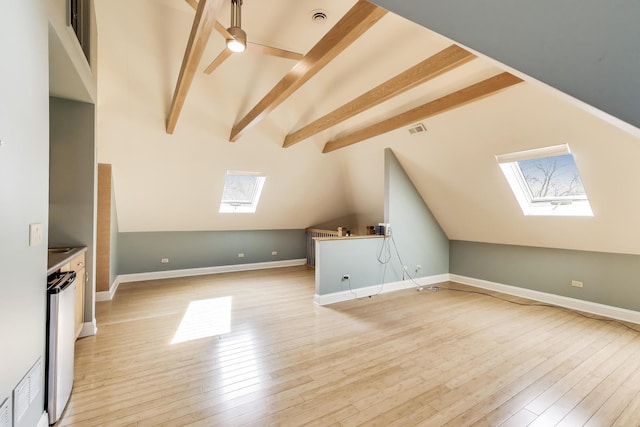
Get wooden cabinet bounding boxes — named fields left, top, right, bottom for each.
left=61, top=252, right=86, bottom=339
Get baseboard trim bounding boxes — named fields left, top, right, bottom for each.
left=450, top=274, right=640, bottom=325
left=79, top=318, right=98, bottom=337
left=314, top=274, right=449, bottom=306
left=99, top=259, right=307, bottom=300
left=96, top=276, right=121, bottom=302
left=37, top=412, right=49, bottom=427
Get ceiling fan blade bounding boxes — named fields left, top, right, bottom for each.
left=204, top=48, right=233, bottom=74
left=246, top=42, right=304, bottom=61
left=185, top=1, right=300, bottom=61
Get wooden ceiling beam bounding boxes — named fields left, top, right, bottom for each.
left=184, top=0, right=199, bottom=10
left=322, top=72, right=524, bottom=153
left=166, top=0, right=217, bottom=134
left=229, top=0, right=387, bottom=142
left=283, top=44, right=475, bottom=148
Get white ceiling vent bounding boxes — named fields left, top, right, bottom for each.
left=311, top=10, right=328, bottom=24
left=407, top=123, right=427, bottom=135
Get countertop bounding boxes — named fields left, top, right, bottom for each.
left=47, top=246, right=88, bottom=275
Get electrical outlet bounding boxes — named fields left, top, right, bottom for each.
left=161, top=258, right=169, bottom=264
left=416, top=264, right=422, bottom=271
left=571, top=280, right=583, bottom=288
left=271, top=251, right=278, bottom=256
left=342, top=274, right=350, bottom=281
left=238, top=253, right=245, bottom=258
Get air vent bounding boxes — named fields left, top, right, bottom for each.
left=311, top=9, right=328, bottom=24
left=0, top=398, right=9, bottom=427
left=407, top=123, right=427, bottom=135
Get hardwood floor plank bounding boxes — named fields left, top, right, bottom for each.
left=586, top=365, right=640, bottom=426
left=466, top=319, right=613, bottom=426
left=557, top=335, right=640, bottom=426
left=57, top=267, right=640, bottom=426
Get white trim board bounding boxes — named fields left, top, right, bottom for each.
left=79, top=319, right=98, bottom=337
left=96, top=259, right=307, bottom=301
left=314, top=274, right=449, bottom=306
left=37, top=412, right=49, bottom=427
left=315, top=272, right=640, bottom=324
left=96, top=276, right=120, bottom=302
left=450, top=274, right=640, bottom=325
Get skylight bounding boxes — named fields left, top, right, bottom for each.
left=496, top=144, right=593, bottom=216
left=219, top=171, right=266, bottom=214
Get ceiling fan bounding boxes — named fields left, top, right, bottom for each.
left=185, top=0, right=304, bottom=75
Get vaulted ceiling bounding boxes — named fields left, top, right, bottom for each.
left=94, top=0, right=640, bottom=255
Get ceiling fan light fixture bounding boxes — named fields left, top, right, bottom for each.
left=226, top=26, right=246, bottom=52
left=226, top=0, right=246, bottom=53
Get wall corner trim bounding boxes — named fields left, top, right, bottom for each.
left=450, top=274, right=640, bottom=325
left=314, top=274, right=449, bottom=306
left=96, top=277, right=121, bottom=302
left=79, top=319, right=98, bottom=337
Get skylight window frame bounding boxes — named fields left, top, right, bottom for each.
left=219, top=170, right=266, bottom=214
left=496, top=144, right=593, bottom=217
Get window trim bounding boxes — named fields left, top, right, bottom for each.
left=219, top=170, right=266, bottom=214
left=496, top=144, right=593, bottom=217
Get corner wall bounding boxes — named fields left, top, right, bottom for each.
left=49, top=97, right=97, bottom=330
left=385, top=148, right=449, bottom=277
left=315, top=149, right=449, bottom=298
left=0, top=1, right=49, bottom=426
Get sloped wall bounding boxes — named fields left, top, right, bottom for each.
left=385, top=148, right=449, bottom=277
left=315, top=148, right=448, bottom=296
left=371, top=0, right=640, bottom=130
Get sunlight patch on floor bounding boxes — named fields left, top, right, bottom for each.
left=171, top=296, right=232, bottom=344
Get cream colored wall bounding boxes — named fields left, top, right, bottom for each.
left=95, top=0, right=359, bottom=232
left=391, top=83, right=640, bottom=255
left=94, top=0, right=640, bottom=256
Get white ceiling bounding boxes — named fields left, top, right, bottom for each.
left=93, top=0, right=640, bottom=254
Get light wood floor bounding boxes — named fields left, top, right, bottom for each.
left=58, top=266, right=640, bottom=426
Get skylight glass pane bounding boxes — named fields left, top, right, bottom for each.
left=516, top=154, right=586, bottom=201
left=221, top=175, right=261, bottom=205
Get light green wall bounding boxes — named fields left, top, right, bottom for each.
left=385, top=149, right=449, bottom=276
left=315, top=237, right=393, bottom=295
left=49, top=97, right=97, bottom=324
left=117, top=229, right=306, bottom=274
left=315, top=149, right=449, bottom=295
left=450, top=240, right=640, bottom=312
left=0, top=1, right=49, bottom=425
